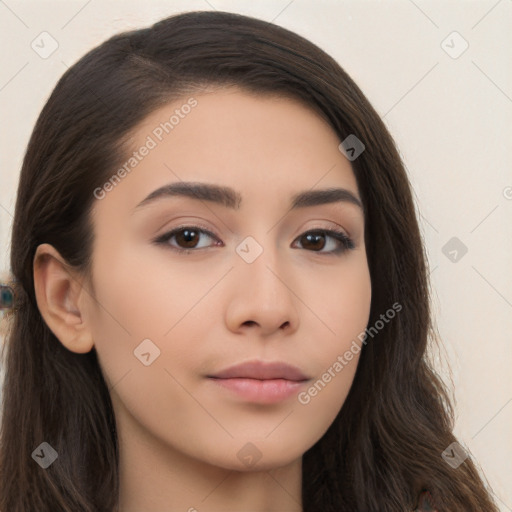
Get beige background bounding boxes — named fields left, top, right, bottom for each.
left=0, top=0, right=511, bottom=509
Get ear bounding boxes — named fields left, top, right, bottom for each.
left=33, top=243, right=94, bottom=354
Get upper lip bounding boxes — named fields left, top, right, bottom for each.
left=208, top=360, right=310, bottom=381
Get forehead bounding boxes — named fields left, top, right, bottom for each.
left=92, top=88, right=360, bottom=222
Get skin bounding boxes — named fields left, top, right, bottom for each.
left=34, top=88, right=372, bottom=512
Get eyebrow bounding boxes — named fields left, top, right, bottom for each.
left=132, top=181, right=363, bottom=213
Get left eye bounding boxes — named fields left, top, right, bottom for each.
left=154, top=226, right=354, bottom=254
left=293, top=229, right=354, bottom=254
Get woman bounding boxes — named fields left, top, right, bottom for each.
left=0, top=10, right=498, bottom=512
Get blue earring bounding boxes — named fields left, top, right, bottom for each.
left=0, top=284, right=14, bottom=310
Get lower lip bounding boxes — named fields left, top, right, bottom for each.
left=208, top=377, right=307, bottom=404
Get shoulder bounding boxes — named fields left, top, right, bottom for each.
left=413, top=490, right=438, bottom=511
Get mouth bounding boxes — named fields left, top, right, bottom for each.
left=207, top=360, right=311, bottom=404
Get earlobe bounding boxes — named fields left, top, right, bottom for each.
left=33, top=243, right=94, bottom=354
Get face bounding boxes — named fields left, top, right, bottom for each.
left=85, top=88, right=371, bottom=471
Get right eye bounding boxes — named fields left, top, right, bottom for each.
left=153, top=225, right=223, bottom=253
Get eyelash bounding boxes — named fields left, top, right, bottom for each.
left=153, top=224, right=355, bottom=255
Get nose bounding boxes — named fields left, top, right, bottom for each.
left=224, top=241, right=300, bottom=338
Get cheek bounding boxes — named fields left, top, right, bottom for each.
left=89, top=242, right=207, bottom=343
left=312, top=254, right=372, bottom=344
left=87, top=245, right=220, bottom=406
left=295, top=351, right=361, bottom=440
left=296, top=257, right=371, bottom=412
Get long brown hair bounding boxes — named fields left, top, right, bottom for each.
left=0, top=10, right=498, bottom=511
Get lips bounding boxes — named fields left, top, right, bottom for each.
left=208, top=360, right=310, bottom=381
left=207, top=360, right=310, bottom=404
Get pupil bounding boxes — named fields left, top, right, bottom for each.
left=179, top=229, right=197, bottom=248
left=304, top=233, right=324, bottom=251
